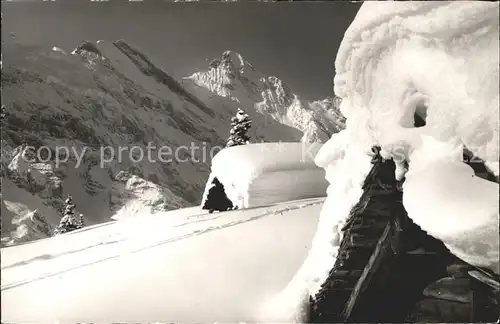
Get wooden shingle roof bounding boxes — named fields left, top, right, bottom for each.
left=307, top=147, right=499, bottom=323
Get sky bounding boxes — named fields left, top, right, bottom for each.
left=1, top=1, right=362, bottom=100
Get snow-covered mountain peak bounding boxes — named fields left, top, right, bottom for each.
left=71, top=41, right=99, bottom=56
left=186, top=51, right=297, bottom=115
left=71, top=40, right=102, bottom=57
left=184, top=51, right=345, bottom=142
left=218, top=50, right=259, bottom=75
left=221, top=50, right=245, bottom=68
left=187, top=50, right=262, bottom=102
left=71, top=40, right=107, bottom=70
left=259, top=75, right=295, bottom=108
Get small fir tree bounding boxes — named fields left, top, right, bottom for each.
left=226, top=108, right=251, bottom=148
left=202, top=177, right=233, bottom=213
left=54, top=195, right=79, bottom=235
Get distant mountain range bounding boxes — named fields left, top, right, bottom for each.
left=0, top=37, right=344, bottom=245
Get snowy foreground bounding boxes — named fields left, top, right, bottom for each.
left=1, top=198, right=323, bottom=323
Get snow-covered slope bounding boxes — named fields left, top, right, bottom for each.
left=1, top=197, right=324, bottom=323
left=1, top=37, right=322, bottom=245
left=183, top=51, right=345, bottom=143
left=202, top=143, right=328, bottom=208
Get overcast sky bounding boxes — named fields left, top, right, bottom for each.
left=2, top=1, right=361, bottom=100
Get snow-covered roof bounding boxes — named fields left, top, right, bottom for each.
left=308, top=150, right=500, bottom=323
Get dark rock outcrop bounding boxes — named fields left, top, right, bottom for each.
left=463, top=147, right=499, bottom=183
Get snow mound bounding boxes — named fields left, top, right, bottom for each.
left=334, top=1, right=499, bottom=169
left=202, top=143, right=328, bottom=208
left=403, top=136, right=499, bottom=273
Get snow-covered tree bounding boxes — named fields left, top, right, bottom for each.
left=226, top=108, right=251, bottom=148
left=54, top=195, right=79, bottom=235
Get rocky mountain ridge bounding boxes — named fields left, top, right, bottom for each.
left=184, top=50, right=345, bottom=142
left=1, top=38, right=344, bottom=245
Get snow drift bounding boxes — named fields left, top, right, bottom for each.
left=202, top=143, right=328, bottom=209
left=402, top=135, right=499, bottom=273
left=261, top=1, right=499, bottom=321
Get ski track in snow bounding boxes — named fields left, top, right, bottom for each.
left=1, top=199, right=323, bottom=291
left=1, top=238, right=124, bottom=271
left=179, top=203, right=293, bottom=226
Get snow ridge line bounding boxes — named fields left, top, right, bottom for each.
left=1, top=200, right=323, bottom=291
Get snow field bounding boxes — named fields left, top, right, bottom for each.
left=2, top=198, right=324, bottom=323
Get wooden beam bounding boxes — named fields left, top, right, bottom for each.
left=343, top=222, right=394, bottom=320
